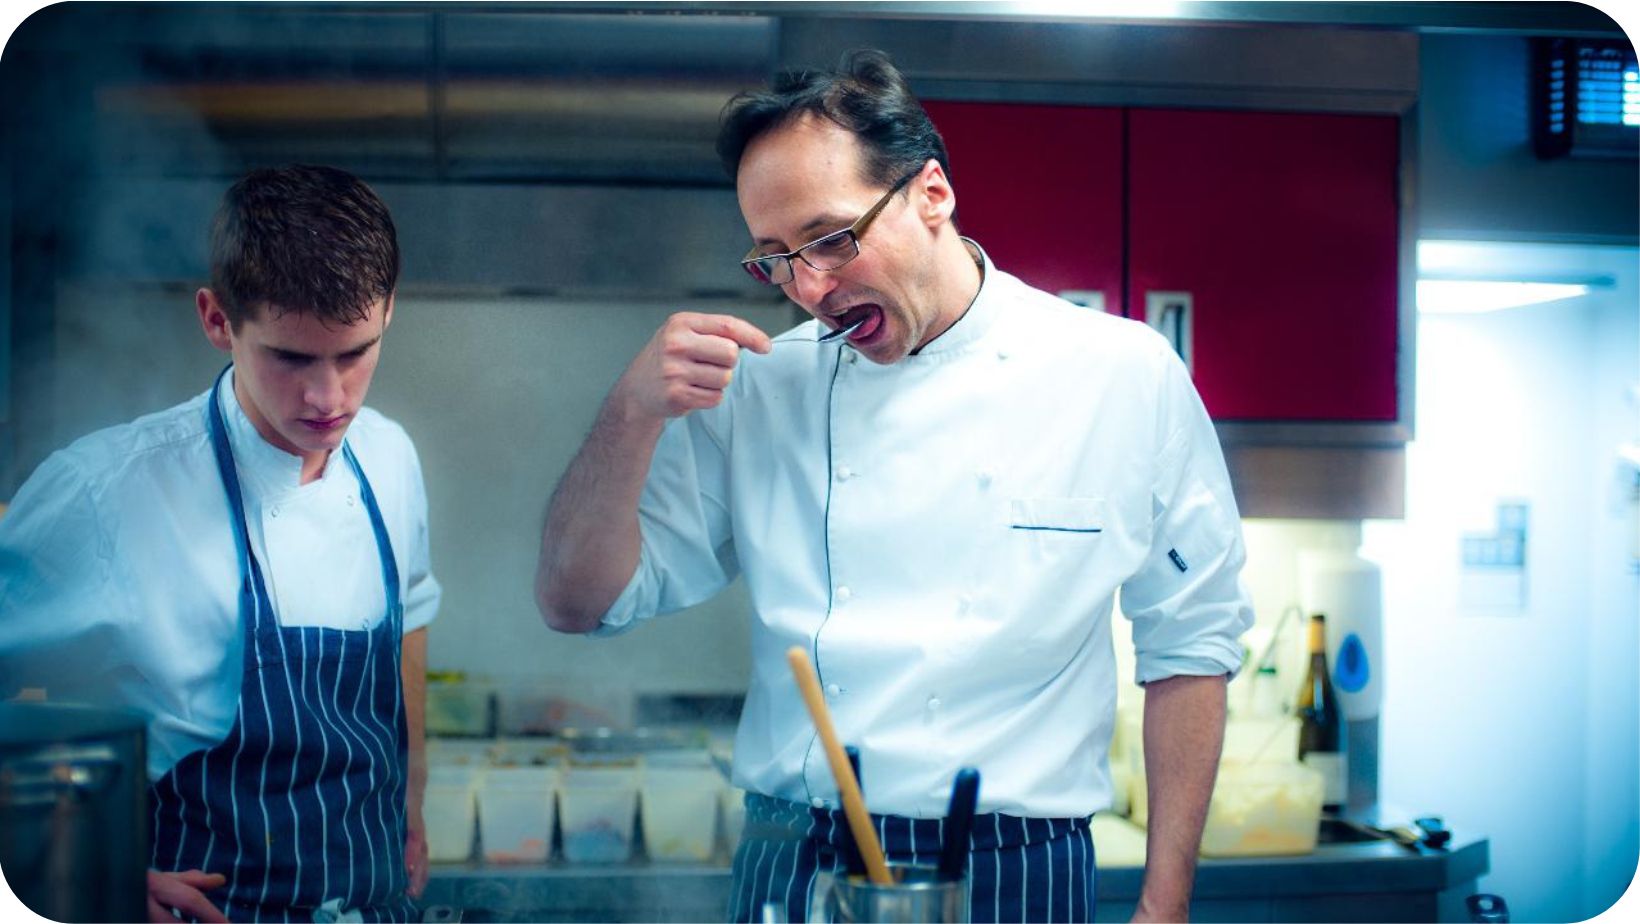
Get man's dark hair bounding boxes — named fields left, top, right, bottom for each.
left=716, top=49, right=949, bottom=189
left=209, top=164, right=399, bottom=329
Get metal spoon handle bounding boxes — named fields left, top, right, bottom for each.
left=817, top=317, right=867, bottom=342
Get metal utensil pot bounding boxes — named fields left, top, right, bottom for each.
left=826, top=863, right=968, bottom=923
left=1, top=702, right=149, bottom=922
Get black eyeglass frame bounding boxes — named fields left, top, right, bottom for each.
left=739, top=170, right=922, bottom=286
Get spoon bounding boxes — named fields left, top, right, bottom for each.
left=817, top=316, right=867, bottom=343
left=785, top=647, right=894, bottom=885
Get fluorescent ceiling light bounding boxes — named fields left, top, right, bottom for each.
left=1003, top=1, right=1183, bottom=19
left=1416, top=279, right=1591, bottom=314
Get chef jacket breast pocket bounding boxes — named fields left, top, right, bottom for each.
left=1008, top=497, right=1107, bottom=557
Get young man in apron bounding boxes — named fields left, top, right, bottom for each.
left=0, top=165, right=441, bottom=922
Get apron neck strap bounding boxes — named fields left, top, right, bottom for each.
left=205, top=365, right=273, bottom=630
left=343, top=442, right=402, bottom=616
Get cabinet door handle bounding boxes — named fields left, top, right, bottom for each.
left=1144, top=290, right=1193, bottom=371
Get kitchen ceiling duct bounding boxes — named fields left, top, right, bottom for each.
left=16, top=6, right=776, bottom=184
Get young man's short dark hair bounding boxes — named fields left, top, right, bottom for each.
left=716, top=49, right=950, bottom=189
left=208, top=164, right=399, bottom=329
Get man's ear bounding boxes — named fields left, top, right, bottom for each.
left=381, top=293, right=395, bottom=332
left=916, top=159, right=956, bottom=229
left=196, top=288, right=235, bottom=352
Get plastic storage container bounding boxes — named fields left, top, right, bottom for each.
left=425, top=674, right=494, bottom=737
left=490, top=736, right=569, bottom=767
left=1108, top=758, right=1132, bottom=818
left=477, top=764, right=560, bottom=863
left=558, top=759, right=641, bottom=863
left=1198, top=760, right=1324, bottom=857
left=426, top=736, right=498, bottom=767
left=721, top=786, right=747, bottom=849
left=1129, top=717, right=1302, bottom=829
left=1121, top=706, right=1150, bottom=827
left=640, top=752, right=724, bottom=862
left=424, top=762, right=484, bottom=862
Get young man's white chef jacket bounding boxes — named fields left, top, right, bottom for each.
left=600, top=243, right=1253, bottom=819
left=0, top=370, right=441, bottom=780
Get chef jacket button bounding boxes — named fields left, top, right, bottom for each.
left=836, top=585, right=852, bottom=603
left=837, top=465, right=853, bottom=481
left=811, top=796, right=826, bottom=808
left=927, top=696, right=942, bottom=711
left=270, top=506, right=280, bottom=518
left=826, top=683, right=842, bottom=698
left=997, top=348, right=1009, bottom=360
left=346, top=494, right=356, bottom=506
left=957, top=593, right=972, bottom=612
left=845, top=351, right=858, bottom=364
left=977, top=469, right=993, bottom=487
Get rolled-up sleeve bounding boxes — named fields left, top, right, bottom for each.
left=1119, top=351, right=1254, bottom=685
left=595, top=412, right=738, bottom=637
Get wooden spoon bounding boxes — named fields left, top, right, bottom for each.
left=785, top=646, right=893, bottom=885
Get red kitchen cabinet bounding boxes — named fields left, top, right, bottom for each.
left=1127, top=108, right=1400, bottom=422
left=925, top=101, right=1402, bottom=423
left=922, top=101, right=1124, bottom=312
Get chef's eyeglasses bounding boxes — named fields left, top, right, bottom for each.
left=740, top=170, right=921, bottom=286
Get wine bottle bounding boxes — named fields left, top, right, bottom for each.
left=1296, top=613, right=1347, bottom=812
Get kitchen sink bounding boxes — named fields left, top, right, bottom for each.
left=1316, top=815, right=1453, bottom=852
left=1316, top=817, right=1389, bottom=844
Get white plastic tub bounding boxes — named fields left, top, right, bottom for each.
left=478, top=764, right=559, bottom=863
left=424, top=762, right=484, bottom=862
left=426, top=736, right=497, bottom=767
left=1199, top=760, right=1324, bottom=857
left=720, top=786, right=747, bottom=849
left=559, top=760, right=640, bottom=863
left=491, top=736, right=569, bottom=767
left=640, top=761, right=723, bottom=862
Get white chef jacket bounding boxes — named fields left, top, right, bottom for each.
left=600, top=242, right=1252, bottom=819
left=0, top=370, right=441, bottom=780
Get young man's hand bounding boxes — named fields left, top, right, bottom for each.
left=147, top=869, right=228, bottom=923
left=405, top=809, right=430, bottom=898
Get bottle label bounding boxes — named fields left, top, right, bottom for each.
left=1303, top=751, right=1348, bottom=805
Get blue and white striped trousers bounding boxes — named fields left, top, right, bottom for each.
left=729, top=793, right=1097, bottom=923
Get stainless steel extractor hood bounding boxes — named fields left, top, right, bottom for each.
left=16, top=6, right=777, bottom=184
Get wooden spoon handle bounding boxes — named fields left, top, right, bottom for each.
left=785, top=646, right=893, bottom=885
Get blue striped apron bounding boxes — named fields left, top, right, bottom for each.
left=730, top=793, right=1097, bottom=923
left=149, top=368, right=413, bottom=923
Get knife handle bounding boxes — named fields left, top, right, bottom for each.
left=938, top=767, right=981, bottom=882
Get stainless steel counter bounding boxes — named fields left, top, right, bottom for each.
left=422, top=861, right=732, bottom=923
left=420, top=834, right=1489, bottom=922
left=1099, top=836, right=1491, bottom=922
